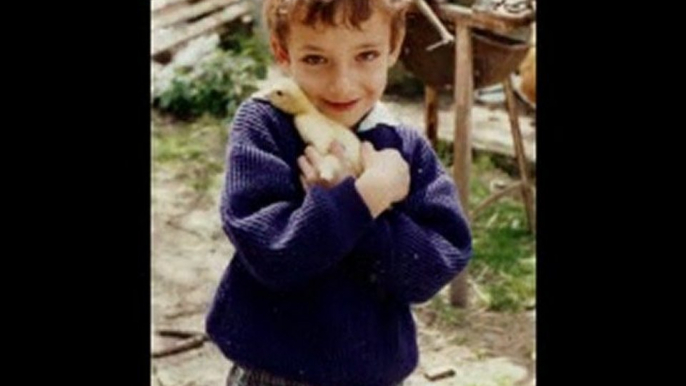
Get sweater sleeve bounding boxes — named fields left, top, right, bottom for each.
left=352, top=129, right=473, bottom=304
left=220, top=100, right=375, bottom=291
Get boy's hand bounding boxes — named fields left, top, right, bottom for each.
left=298, top=141, right=356, bottom=191
left=355, top=141, right=410, bottom=218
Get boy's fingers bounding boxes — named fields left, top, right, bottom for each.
left=299, top=174, right=309, bottom=191
left=329, top=141, right=354, bottom=173
left=298, top=155, right=318, bottom=181
left=360, top=141, right=374, bottom=166
left=329, top=140, right=345, bottom=158
left=362, top=141, right=377, bottom=155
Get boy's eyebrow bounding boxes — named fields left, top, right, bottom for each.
left=298, top=42, right=384, bottom=52
left=354, top=43, right=383, bottom=50
left=300, top=44, right=325, bottom=52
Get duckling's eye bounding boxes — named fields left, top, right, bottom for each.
left=276, top=90, right=283, bottom=96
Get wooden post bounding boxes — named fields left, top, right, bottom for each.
left=449, top=22, right=473, bottom=308
left=503, top=77, right=536, bottom=234
left=425, top=85, right=439, bottom=149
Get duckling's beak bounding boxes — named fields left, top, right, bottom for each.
left=251, top=87, right=270, bottom=101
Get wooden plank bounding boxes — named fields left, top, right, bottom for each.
left=382, top=99, right=536, bottom=164
left=152, top=0, right=189, bottom=13
left=449, top=23, right=473, bottom=309
left=470, top=125, right=535, bottom=163
left=153, top=0, right=240, bottom=31
left=152, top=2, right=250, bottom=56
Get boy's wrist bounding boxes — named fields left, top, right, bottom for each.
left=355, top=173, right=391, bottom=218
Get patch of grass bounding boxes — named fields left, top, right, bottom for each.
left=469, top=157, right=535, bottom=312
left=425, top=293, right=469, bottom=329
left=152, top=113, right=228, bottom=194
left=436, top=139, right=536, bottom=312
left=154, top=25, right=268, bottom=120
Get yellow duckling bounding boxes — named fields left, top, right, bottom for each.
left=257, top=78, right=363, bottom=182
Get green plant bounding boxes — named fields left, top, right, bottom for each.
left=156, top=50, right=262, bottom=120
left=219, top=26, right=271, bottom=79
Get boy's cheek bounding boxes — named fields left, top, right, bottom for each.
left=369, top=71, right=389, bottom=92
left=290, top=75, right=318, bottom=98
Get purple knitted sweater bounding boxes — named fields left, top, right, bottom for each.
left=206, top=98, right=472, bottom=386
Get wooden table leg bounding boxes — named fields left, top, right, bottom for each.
left=449, top=22, right=473, bottom=308
left=503, top=76, right=536, bottom=234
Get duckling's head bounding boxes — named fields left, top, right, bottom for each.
left=257, top=78, right=314, bottom=115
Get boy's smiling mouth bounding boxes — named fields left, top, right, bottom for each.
left=322, top=99, right=360, bottom=112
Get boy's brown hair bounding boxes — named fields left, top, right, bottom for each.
left=263, top=0, right=410, bottom=53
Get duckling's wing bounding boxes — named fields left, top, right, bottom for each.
left=294, top=114, right=336, bottom=153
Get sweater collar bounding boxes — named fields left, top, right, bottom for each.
left=355, top=102, right=398, bottom=133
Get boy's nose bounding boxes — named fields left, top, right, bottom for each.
left=329, top=66, right=356, bottom=99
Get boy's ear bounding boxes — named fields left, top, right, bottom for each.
left=270, top=36, right=291, bottom=71
left=388, top=27, right=406, bottom=68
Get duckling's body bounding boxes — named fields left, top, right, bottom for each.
left=258, top=78, right=362, bottom=181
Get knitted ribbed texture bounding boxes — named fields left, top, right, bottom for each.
left=206, top=99, right=472, bottom=386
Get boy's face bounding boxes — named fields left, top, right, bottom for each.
left=273, top=10, right=403, bottom=129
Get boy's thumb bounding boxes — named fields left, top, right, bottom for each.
left=360, top=141, right=373, bottom=165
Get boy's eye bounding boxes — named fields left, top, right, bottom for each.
left=357, top=51, right=380, bottom=62
left=302, top=55, right=327, bottom=65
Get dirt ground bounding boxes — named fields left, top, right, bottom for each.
left=151, top=98, right=535, bottom=386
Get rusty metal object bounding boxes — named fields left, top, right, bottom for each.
left=400, top=7, right=533, bottom=90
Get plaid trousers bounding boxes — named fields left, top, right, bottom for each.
left=225, top=364, right=312, bottom=386
left=225, top=364, right=407, bottom=386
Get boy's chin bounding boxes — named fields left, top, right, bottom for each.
left=321, top=110, right=363, bottom=129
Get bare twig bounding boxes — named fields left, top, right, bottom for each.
left=424, top=366, right=457, bottom=381
left=152, top=334, right=209, bottom=358
left=167, top=191, right=208, bottom=222
left=156, top=328, right=207, bottom=339
left=468, top=277, right=490, bottom=304
left=470, top=180, right=535, bottom=219
left=474, top=265, right=491, bottom=282
left=165, top=218, right=206, bottom=239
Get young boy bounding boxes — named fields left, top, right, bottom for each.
left=206, top=1, right=473, bottom=385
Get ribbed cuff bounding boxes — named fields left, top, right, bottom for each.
left=325, top=177, right=375, bottom=234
